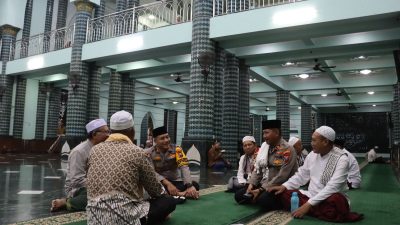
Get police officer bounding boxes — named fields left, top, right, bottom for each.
left=145, top=126, right=200, bottom=199
left=235, top=120, right=298, bottom=211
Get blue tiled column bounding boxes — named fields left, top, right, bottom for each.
left=47, top=88, right=61, bottom=138
left=301, top=103, right=312, bottom=149
left=65, top=1, right=95, bottom=142
left=252, top=114, right=262, bottom=145
left=35, top=83, right=47, bottom=139
left=21, top=0, right=33, bottom=58
left=238, top=60, right=250, bottom=139
left=164, top=109, right=178, bottom=144
left=13, top=78, right=27, bottom=138
left=87, top=63, right=101, bottom=121
left=276, top=90, right=290, bottom=141
left=121, top=74, right=135, bottom=115
left=55, top=0, right=68, bottom=50
left=116, top=0, right=127, bottom=11
left=184, top=96, right=189, bottom=137
left=181, top=0, right=215, bottom=164
left=213, top=46, right=225, bottom=140
left=43, top=0, right=55, bottom=53
left=94, top=0, right=106, bottom=17
left=0, top=25, right=19, bottom=136
left=222, top=54, right=239, bottom=163
left=393, top=83, right=400, bottom=143
left=107, top=70, right=122, bottom=122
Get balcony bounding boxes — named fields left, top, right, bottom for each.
left=213, top=0, right=305, bottom=16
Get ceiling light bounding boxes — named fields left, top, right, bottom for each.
left=357, top=55, right=366, bottom=59
left=170, top=74, right=174, bottom=77
left=172, top=101, right=179, bottom=104
left=154, top=87, right=160, bottom=90
left=298, top=73, right=309, bottom=79
left=249, top=79, right=253, bottom=82
left=298, top=106, right=301, bottom=109
left=285, top=61, right=295, bottom=66
left=360, top=69, right=372, bottom=75
left=148, top=15, right=155, bottom=20
left=266, top=107, right=270, bottom=111
left=372, top=104, right=376, bottom=107
left=253, top=78, right=257, bottom=82
left=321, top=94, right=327, bottom=97
left=367, top=91, right=375, bottom=95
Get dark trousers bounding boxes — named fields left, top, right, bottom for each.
left=66, top=187, right=87, bottom=211
left=167, top=180, right=200, bottom=192
left=234, top=187, right=281, bottom=212
left=141, top=195, right=176, bottom=225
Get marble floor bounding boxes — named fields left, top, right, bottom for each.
left=0, top=153, right=235, bottom=224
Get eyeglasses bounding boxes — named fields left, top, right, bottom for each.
left=96, top=130, right=111, bottom=135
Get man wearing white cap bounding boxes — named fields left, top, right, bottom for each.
left=51, top=118, right=109, bottom=212
left=269, top=126, right=363, bottom=222
left=227, top=136, right=258, bottom=192
left=86, top=111, right=175, bottom=225
left=288, top=137, right=308, bottom=167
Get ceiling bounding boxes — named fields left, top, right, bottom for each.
left=37, top=1, right=400, bottom=115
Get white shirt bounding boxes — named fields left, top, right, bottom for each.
left=283, top=149, right=349, bottom=206
left=367, top=149, right=377, bottom=162
left=237, top=154, right=255, bottom=184
left=343, top=148, right=361, bottom=188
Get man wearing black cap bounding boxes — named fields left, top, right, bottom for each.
left=235, top=120, right=297, bottom=211
left=145, top=126, right=200, bottom=200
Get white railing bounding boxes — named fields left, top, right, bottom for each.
left=213, top=0, right=305, bottom=16
left=11, top=25, right=75, bottom=60
left=86, top=0, right=192, bottom=43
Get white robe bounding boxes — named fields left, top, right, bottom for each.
left=283, top=148, right=349, bottom=206
left=343, top=148, right=361, bottom=188
left=367, top=149, right=377, bottom=162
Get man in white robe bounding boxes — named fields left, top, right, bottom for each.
left=334, top=139, right=361, bottom=189
left=268, top=126, right=363, bottom=222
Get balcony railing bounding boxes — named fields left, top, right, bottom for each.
left=213, top=0, right=305, bottom=16
left=86, top=0, right=192, bottom=43
left=10, top=25, right=75, bottom=60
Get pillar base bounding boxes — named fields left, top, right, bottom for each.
left=181, top=136, right=214, bottom=167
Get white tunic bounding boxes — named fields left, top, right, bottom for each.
left=367, top=149, right=377, bottom=162
left=283, top=149, right=349, bottom=206
left=343, top=148, right=361, bottom=188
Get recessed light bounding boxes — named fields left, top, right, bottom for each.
left=253, top=78, right=257, bottom=82
left=360, top=69, right=372, bottom=75
left=367, top=91, right=375, bottom=95
left=372, top=104, right=376, bottom=107
left=154, top=87, right=160, bottom=90
left=170, top=74, right=174, bottom=77
left=357, top=55, right=366, bottom=59
left=249, top=79, right=253, bottom=82
left=298, top=73, right=309, bottom=79
left=285, top=61, right=295, bottom=66
left=298, top=106, right=301, bottom=109
left=321, top=94, right=327, bottom=97
left=172, top=101, right=179, bottom=104
left=148, top=15, right=155, bottom=20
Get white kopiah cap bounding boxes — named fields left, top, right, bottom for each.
left=288, top=137, right=300, bottom=146
left=242, top=136, right=256, bottom=143
left=110, top=110, right=134, bottom=130
left=315, top=126, right=335, bottom=141
left=85, top=118, right=107, bottom=133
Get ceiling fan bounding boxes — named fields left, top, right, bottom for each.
left=173, top=73, right=189, bottom=83
left=152, top=99, right=163, bottom=105
left=309, top=58, right=336, bottom=72
left=336, top=88, right=343, bottom=96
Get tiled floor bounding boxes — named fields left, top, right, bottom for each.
left=0, top=153, right=235, bottom=224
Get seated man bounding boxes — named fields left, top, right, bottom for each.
left=288, top=137, right=308, bottom=167
left=269, top=126, right=363, bottom=222
left=334, top=139, right=362, bottom=189
left=86, top=111, right=175, bottom=225
left=207, top=139, right=232, bottom=170
left=51, top=118, right=109, bottom=212
left=144, top=126, right=199, bottom=199
left=227, top=136, right=258, bottom=192
left=235, top=120, right=298, bottom=211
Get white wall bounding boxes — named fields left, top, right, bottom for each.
left=30, top=0, right=47, bottom=35
left=22, top=79, right=39, bottom=139
left=0, top=0, right=28, bottom=29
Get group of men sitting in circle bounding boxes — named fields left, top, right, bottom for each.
left=50, top=111, right=365, bottom=224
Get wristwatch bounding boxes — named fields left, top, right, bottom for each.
left=185, top=183, right=193, bottom=188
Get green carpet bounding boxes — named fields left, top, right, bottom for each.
left=65, top=192, right=259, bottom=225
left=288, top=164, right=400, bottom=225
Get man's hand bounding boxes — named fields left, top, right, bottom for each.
left=267, top=185, right=286, bottom=195
left=249, top=188, right=262, bottom=202
left=166, top=183, right=180, bottom=196
left=246, top=184, right=254, bottom=193
left=292, top=202, right=312, bottom=218
left=185, top=186, right=199, bottom=199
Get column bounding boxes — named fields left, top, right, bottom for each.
left=65, top=1, right=95, bottom=144
left=0, top=25, right=19, bottom=136
left=94, top=0, right=106, bottom=18
left=13, top=78, right=27, bottom=139
left=238, top=60, right=250, bottom=139
left=393, top=83, right=400, bottom=143
left=55, top=0, right=68, bottom=50
left=35, top=83, right=47, bottom=140
left=86, top=62, right=101, bottom=121
left=213, top=46, right=225, bottom=140
left=121, top=74, right=135, bottom=115
left=181, top=0, right=215, bottom=163
left=184, top=95, right=189, bottom=137
left=276, top=90, right=290, bottom=140
left=47, top=88, right=61, bottom=138
left=164, top=110, right=178, bottom=144
left=116, top=0, right=127, bottom=11
left=43, top=0, right=55, bottom=53
left=21, top=0, right=34, bottom=58
left=252, top=114, right=262, bottom=145
left=107, top=70, right=122, bottom=122
left=222, top=54, right=239, bottom=163
left=301, top=103, right=312, bottom=150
